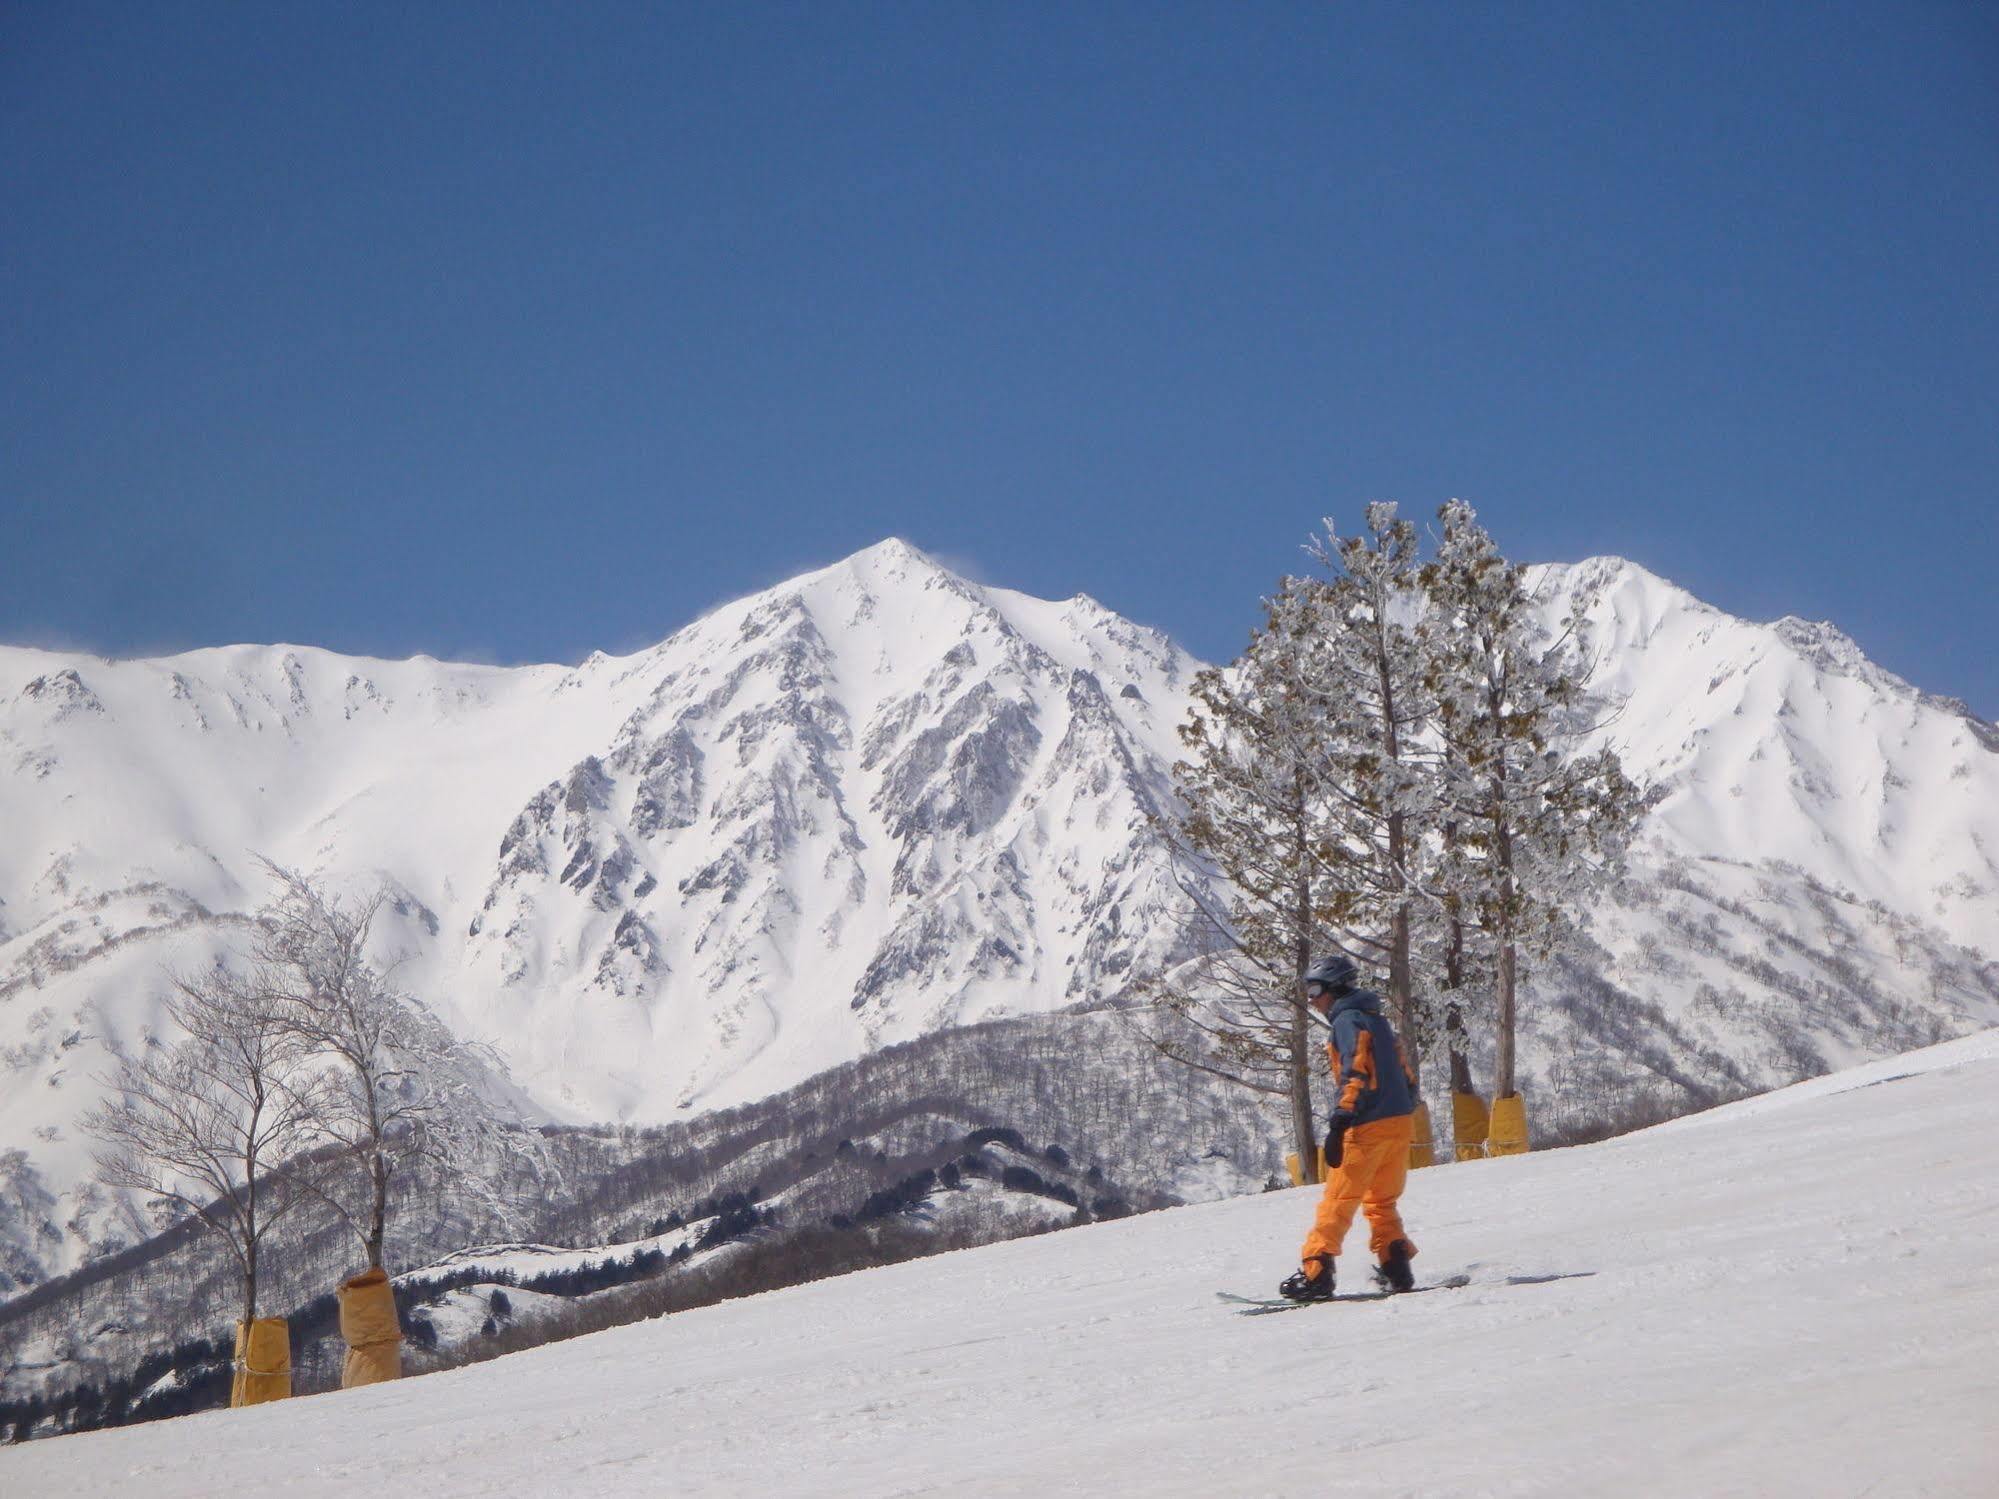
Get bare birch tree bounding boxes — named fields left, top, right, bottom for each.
left=252, top=861, right=533, bottom=1272
left=84, top=967, right=328, bottom=1327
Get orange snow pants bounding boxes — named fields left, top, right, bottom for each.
left=1300, top=1114, right=1416, bottom=1267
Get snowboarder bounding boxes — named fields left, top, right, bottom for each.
left=1280, top=954, right=1420, bottom=1302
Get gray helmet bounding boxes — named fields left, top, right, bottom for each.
left=1304, top=954, right=1358, bottom=996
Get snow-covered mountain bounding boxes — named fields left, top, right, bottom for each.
left=3, top=539, right=1996, bottom=1288
left=14, top=1028, right=1998, bottom=1494
left=0, top=541, right=1202, bottom=1284
left=1555, top=555, right=1997, bottom=957
left=1528, top=558, right=1999, bottom=1106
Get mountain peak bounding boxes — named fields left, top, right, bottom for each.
left=838, top=536, right=948, bottom=579
left=855, top=536, right=930, bottom=565
left=1533, top=554, right=1696, bottom=604
left=782, top=537, right=968, bottom=606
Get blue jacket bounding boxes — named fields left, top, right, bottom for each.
left=1322, top=988, right=1414, bottom=1126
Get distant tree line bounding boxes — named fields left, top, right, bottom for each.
left=2, top=1008, right=1275, bottom=1441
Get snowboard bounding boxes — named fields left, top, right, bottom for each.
left=1217, top=1271, right=1585, bottom=1315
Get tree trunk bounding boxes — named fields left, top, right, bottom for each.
left=1448, top=1013, right=1476, bottom=1094
left=1490, top=739, right=1520, bottom=1099
left=242, top=1134, right=260, bottom=1324
left=1290, top=979, right=1315, bottom=1184
left=1289, top=807, right=1318, bottom=1184
left=1445, top=915, right=1475, bottom=1095
left=367, top=1150, right=389, bottom=1270
left=1387, top=899, right=1419, bottom=1082
left=1373, top=624, right=1421, bottom=1086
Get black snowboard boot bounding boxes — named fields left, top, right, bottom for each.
left=1279, top=1256, right=1334, bottom=1303
left=1373, top=1239, right=1415, bottom=1294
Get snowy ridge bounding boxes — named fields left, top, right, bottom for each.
left=12, top=1028, right=1998, bottom=1495
left=1544, top=556, right=1999, bottom=953
left=1508, top=559, right=1999, bottom=1104
left=3, top=542, right=1997, bottom=1289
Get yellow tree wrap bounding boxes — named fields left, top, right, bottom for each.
left=1452, top=1092, right=1491, bottom=1162
left=230, top=1317, right=291, bottom=1407
left=1487, top=1091, right=1530, bottom=1156
left=1408, top=1103, right=1436, bottom=1169
left=338, top=1266, right=404, bottom=1388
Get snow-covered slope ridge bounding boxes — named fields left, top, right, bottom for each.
left=1514, top=559, right=1999, bottom=1103
left=14, top=1030, right=1998, bottom=1497
left=1546, top=556, right=1999, bottom=954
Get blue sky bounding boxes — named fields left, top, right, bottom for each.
left=4, top=2, right=1995, bottom=714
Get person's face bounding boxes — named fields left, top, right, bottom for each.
left=1305, top=981, right=1332, bottom=1014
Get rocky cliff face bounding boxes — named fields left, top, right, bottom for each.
left=451, top=540, right=1200, bottom=1118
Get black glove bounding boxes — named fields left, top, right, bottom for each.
left=1324, top=1109, right=1356, bottom=1168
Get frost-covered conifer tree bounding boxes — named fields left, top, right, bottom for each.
left=1421, top=501, right=1642, bottom=1099
left=1295, top=503, right=1442, bottom=1080
left=1146, top=581, right=1342, bottom=1181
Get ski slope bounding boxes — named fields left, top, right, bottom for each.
left=12, top=1033, right=1999, bottom=1498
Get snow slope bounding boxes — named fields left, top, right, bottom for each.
left=11, top=1029, right=1996, bottom=1497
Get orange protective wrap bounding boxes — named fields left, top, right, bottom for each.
left=1452, top=1091, right=1490, bottom=1161
left=338, top=1266, right=404, bottom=1389
left=1284, top=1148, right=1330, bottom=1186
left=1408, top=1102, right=1436, bottom=1169
left=230, top=1317, right=291, bottom=1408
left=1488, top=1091, right=1530, bottom=1156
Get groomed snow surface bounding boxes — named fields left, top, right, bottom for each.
left=14, top=1032, right=1999, bottom=1498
